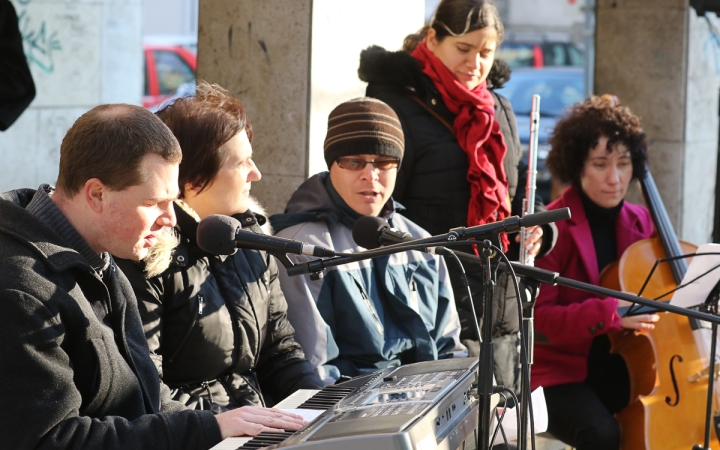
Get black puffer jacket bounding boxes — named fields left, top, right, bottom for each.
left=117, top=202, right=324, bottom=410
left=359, top=46, right=557, bottom=342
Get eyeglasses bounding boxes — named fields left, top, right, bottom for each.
left=336, top=157, right=400, bottom=171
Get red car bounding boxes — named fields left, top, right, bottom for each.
left=496, top=41, right=584, bottom=69
left=143, top=44, right=197, bottom=110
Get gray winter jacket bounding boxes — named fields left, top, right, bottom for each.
left=270, top=173, right=467, bottom=384
left=0, top=188, right=221, bottom=450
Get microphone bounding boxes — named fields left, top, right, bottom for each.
left=286, top=208, right=570, bottom=277
left=196, top=214, right=338, bottom=257
left=352, top=216, right=448, bottom=255
left=352, top=215, right=411, bottom=249
left=447, top=208, right=571, bottom=240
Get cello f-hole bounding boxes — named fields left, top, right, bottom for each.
left=665, top=354, right=684, bottom=407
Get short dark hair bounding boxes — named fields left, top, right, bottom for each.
left=403, top=0, right=504, bottom=52
left=546, top=95, right=648, bottom=188
left=155, top=81, right=253, bottom=198
left=56, top=104, right=181, bottom=197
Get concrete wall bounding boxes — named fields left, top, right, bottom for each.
left=595, top=0, right=720, bottom=245
left=507, top=0, right=584, bottom=31
left=0, top=0, right=143, bottom=192
left=143, top=0, right=197, bottom=38
left=197, top=0, right=423, bottom=215
left=307, top=0, right=425, bottom=177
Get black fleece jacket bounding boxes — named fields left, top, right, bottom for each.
left=0, top=189, right=221, bottom=450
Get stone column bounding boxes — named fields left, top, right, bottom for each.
left=197, top=0, right=423, bottom=215
left=0, top=0, right=143, bottom=192
left=595, top=0, right=720, bottom=244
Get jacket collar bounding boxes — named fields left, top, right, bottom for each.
left=562, top=186, right=648, bottom=284
left=0, top=188, right=95, bottom=274
left=358, top=45, right=512, bottom=97
left=563, top=187, right=601, bottom=284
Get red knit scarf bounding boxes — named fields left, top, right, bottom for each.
left=411, top=42, right=510, bottom=250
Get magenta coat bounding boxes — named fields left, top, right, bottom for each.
left=531, top=186, right=654, bottom=390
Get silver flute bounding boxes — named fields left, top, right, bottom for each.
left=519, top=94, right=541, bottom=266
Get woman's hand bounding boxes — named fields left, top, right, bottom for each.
left=216, top=406, right=308, bottom=439
left=515, top=226, right=544, bottom=257
left=621, top=313, right=660, bottom=331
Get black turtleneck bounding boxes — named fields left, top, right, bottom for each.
left=579, top=189, right=624, bottom=274
left=579, top=188, right=630, bottom=414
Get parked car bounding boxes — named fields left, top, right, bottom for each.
left=496, top=30, right=584, bottom=70
left=497, top=40, right=584, bottom=69
left=496, top=67, right=585, bottom=203
left=143, top=43, right=197, bottom=111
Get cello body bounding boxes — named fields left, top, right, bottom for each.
left=600, top=169, right=715, bottom=449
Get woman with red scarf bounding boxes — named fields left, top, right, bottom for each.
left=358, top=0, right=556, bottom=395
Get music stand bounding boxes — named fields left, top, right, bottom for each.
left=670, top=243, right=720, bottom=450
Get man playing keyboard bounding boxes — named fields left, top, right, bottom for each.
left=0, top=104, right=304, bottom=450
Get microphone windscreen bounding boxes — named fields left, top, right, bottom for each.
left=352, top=215, right=387, bottom=249
left=196, top=214, right=241, bottom=255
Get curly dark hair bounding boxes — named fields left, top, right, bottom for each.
left=546, top=95, right=648, bottom=188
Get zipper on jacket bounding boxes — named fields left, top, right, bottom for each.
left=232, top=258, right=262, bottom=369
left=167, top=295, right=201, bottom=363
left=200, top=380, right=214, bottom=404
left=408, top=278, right=419, bottom=313
left=353, top=278, right=384, bottom=334
left=240, top=372, right=266, bottom=407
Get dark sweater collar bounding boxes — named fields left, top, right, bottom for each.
left=324, top=174, right=396, bottom=229
left=26, top=184, right=109, bottom=272
left=324, top=176, right=364, bottom=229
left=578, top=188, right=623, bottom=224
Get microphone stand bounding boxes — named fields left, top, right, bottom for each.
left=478, top=241, right=497, bottom=450
left=519, top=277, right=540, bottom=450
left=414, top=250, right=720, bottom=450
left=283, top=224, right=720, bottom=448
left=285, top=238, right=517, bottom=450
left=696, top=280, right=720, bottom=450
left=285, top=209, right=571, bottom=277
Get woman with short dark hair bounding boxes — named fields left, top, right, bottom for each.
left=533, top=95, right=660, bottom=450
left=116, top=82, right=324, bottom=411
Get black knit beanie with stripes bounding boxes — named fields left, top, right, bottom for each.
left=324, top=97, right=405, bottom=169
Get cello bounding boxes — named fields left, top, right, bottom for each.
left=601, top=166, right=717, bottom=449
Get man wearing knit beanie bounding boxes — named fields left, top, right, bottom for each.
left=271, top=97, right=466, bottom=385
left=323, top=97, right=405, bottom=170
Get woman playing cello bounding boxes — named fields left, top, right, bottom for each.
left=533, top=95, right=660, bottom=449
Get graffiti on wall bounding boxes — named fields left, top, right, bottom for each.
left=15, top=0, right=62, bottom=74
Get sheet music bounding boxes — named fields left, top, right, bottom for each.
left=671, top=243, right=720, bottom=308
